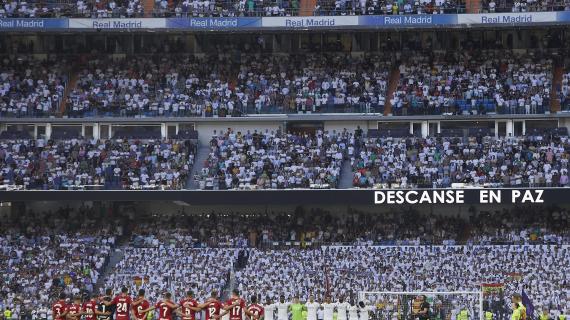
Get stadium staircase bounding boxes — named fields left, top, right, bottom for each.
left=300, top=0, right=316, bottom=16
left=143, top=0, right=155, bottom=17
left=465, top=0, right=480, bottom=13
left=383, top=68, right=401, bottom=116
left=59, top=67, right=80, bottom=116
left=94, top=242, right=128, bottom=292
left=338, top=160, right=354, bottom=189
left=187, top=146, right=211, bottom=189
left=551, top=65, right=564, bottom=113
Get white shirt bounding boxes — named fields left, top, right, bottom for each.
left=265, top=304, right=276, bottom=320
left=347, top=306, right=358, bottom=320
left=306, top=302, right=320, bottom=320
left=335, top=302, right=350, bottom=320
left=359, top=306, right=374, bottom=320
left=276, top=302, right=289, bottom=320
left=323, top=303, right=335, bottom=320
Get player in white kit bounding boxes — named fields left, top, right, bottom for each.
left=322, top=297, right=335, bottom=320
left=335, top=297, right=350, bottom=320
left=275, top=295, right=289, bottom=320
left=347, top=301, right=358, bottom=320
left=306, top=296, right=320, bottom=320
left=358, top=301, right=374, bottom=320
left=264, top=297, right=276, bottom=320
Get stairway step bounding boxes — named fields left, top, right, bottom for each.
left=187, top=146, right=212, bottom=189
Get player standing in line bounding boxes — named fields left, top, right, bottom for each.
left=275, top=295, right=289, bottom=320
left=98, top=289, right=116, bottom=320
left=203, top=291, right=224, bottom=320
left=103, top=287, right=132, bottom=320
left=247, top=296, right=264, bottom=320
left=335, top=297, right=349, bottom=320
left=512, top=294, right=527, bottom=320
left=140, top=292, right=179, bottom=320
left=82, top=294, right=98, bottom=320
left=52, top=293, right=68, bottom=320
left=66, top=296, right=84, bottom=320
left=132, top=289, right=150, bottom=320
left=511, top=301, right=522, bottom=320
left=347, top=301, right=358, bottom=320
left=224, top=290, right=246, bottom=318
left=177, top=291, right=202, bottom=320
left=219, top=290, right=258, bottom=320
left=289, top=296, right=305, bottom=320
left=264, top=297, right=276, bottom=320
left=305, top=296, right=320, bottom=320
left=322, top=297, right=335, bottom=320
left=358, top=301, right=374, bottom=320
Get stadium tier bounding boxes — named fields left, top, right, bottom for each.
left=1, top=205, right=570, bottom=319
left=0, top=50, right=562, bottom=118
left=0, top=0, right=568, bottom=18
left=0, top=129, right=569, bottom=190
left=2, top=7, right=570, bottom=320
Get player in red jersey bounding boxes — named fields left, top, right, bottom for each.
left=177, top=291, right=202, bottom=320
left=82, top=293, right=98, bottom=320
left=66, top=296, right=84, bottom=320
left=247, top=296, right=264, bottom=320
left=218, top=290, right=248, bottom=320
left=132, top=289, right=151, bottom=320
left=52, top=293, right=69, bottom=320
left=140, top=292, right=180, bottom=320
left=203, top=291, right=224, bottom=320
left=103, top=287, right=132, bottom=320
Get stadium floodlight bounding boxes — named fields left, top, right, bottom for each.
left=358, top=291, right=484, bottom=320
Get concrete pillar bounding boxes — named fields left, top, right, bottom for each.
left=506, top=120, right=514, bottom=137
left=46, top=124, right=52, bottom=139
left=421, top=121, right=429, bottom=138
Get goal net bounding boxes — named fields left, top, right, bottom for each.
left=358, top=291, right=484, bottom=320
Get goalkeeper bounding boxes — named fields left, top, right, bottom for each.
left=512, top=302, right=522, bottom=320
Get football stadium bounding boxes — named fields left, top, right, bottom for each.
left=1, top=1, right=570, bottom=319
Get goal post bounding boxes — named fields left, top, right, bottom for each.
left=358, top=291, right=484, bottom=320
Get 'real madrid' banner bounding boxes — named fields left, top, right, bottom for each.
left=166, top=17, right=261, bottom=29
left=0, top=18, right=68, bottom=30
left=358, top=14, right=457, bottom=28
left=262, top=16, right=359, bottom=28
left=457, top=11, right=557, bottom=25
left=69, top=18, right=166, bottom=29
left=1, top=12, right=570, bottom=32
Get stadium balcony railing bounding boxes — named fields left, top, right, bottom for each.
left=55, top=99, right=551, bottom=118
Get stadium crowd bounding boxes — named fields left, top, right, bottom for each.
left=1, top=127, right=569, bottom=190
left=0, top=56, right=67, bottom=118
left=391, top=51, right=552, bottom=116
left=101, top=247, right=236, bottom=303
left=1, top=0, right=569, bottom=17
left=155, top=0, right=300, bottom=17
left=0, top=206, right=118, bottom=320
left=1, top=205, right=570, bottom=318
left=0, top=138, right=195, bottom=190
left=196, top=129, right=351, bottom=190
left=64, top=53, right=391, bottom=117
left=0, top=0, right=144, bottom=18
left=351, top=134, right=570, bottom=188
left=0, top=50, right=561, bottom=118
